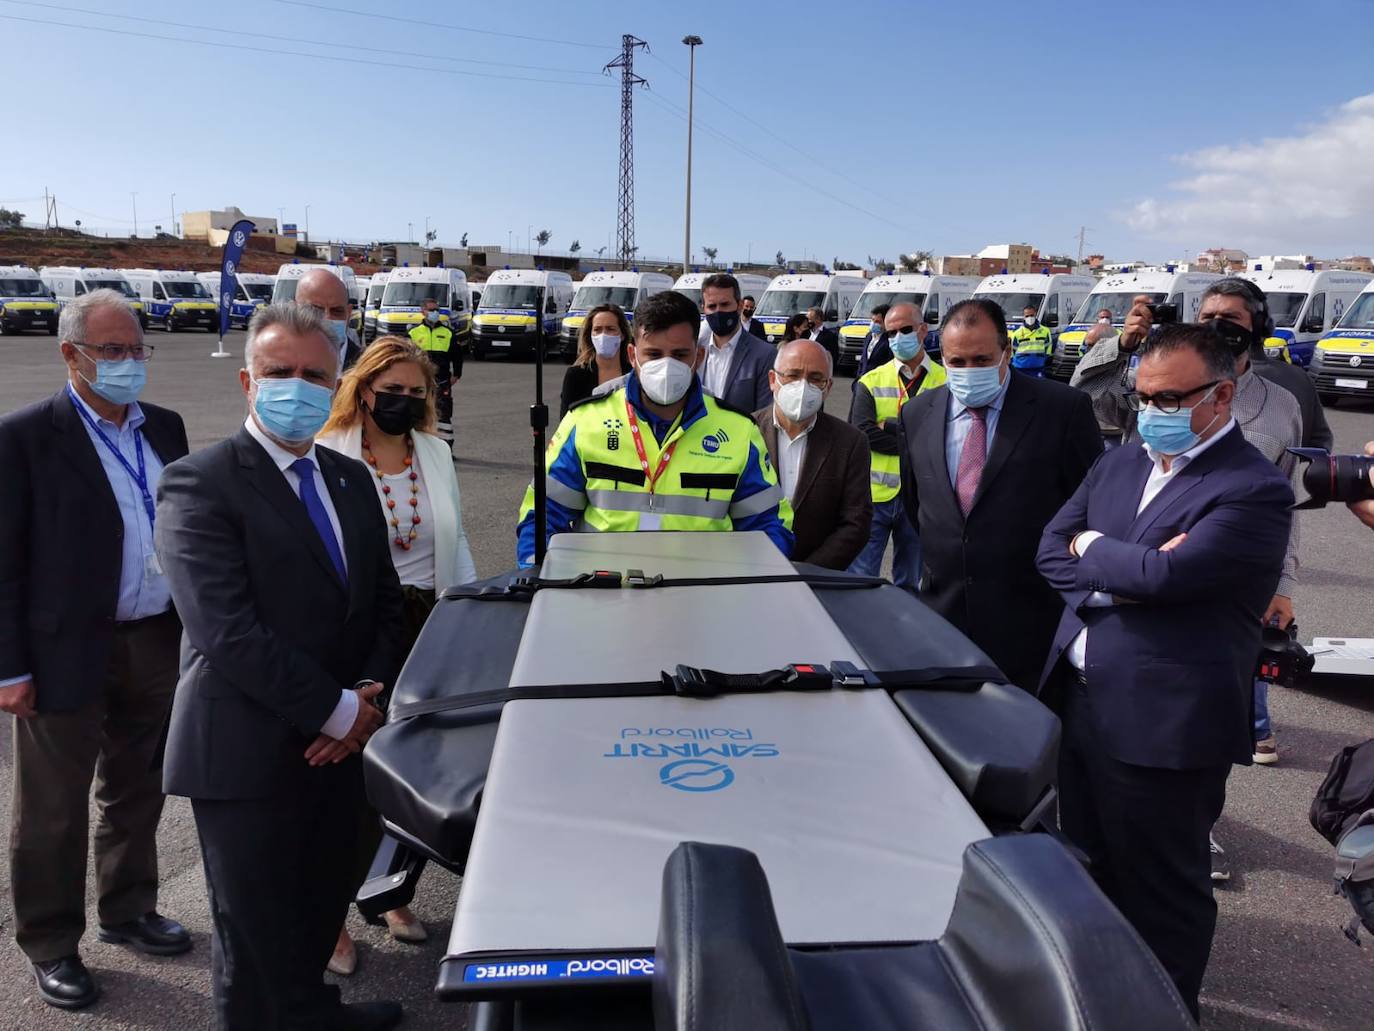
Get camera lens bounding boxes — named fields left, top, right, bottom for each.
left=1301, top=453, right=1374, bottom=505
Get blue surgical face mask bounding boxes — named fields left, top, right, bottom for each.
left=82, top=356, right=147, bottom=405
left=945, top=353, right=1007, bottom=408
left=890, top=330, right=921, bottom=362
left=252, top=376, right=335, bottom=444
left=1136, top=386, right=1220, bottom=456
left=324, top=318, right=348, bottom=349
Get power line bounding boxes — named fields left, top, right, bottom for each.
left=275, top=0, right=612, bottom=51
left=0, top=0, right=606, bottom=76
left=641, top=89, right=919, bottom=240
left=0, top=12, right=617, bottom=87
left=645, top=50, right=906, bottom=213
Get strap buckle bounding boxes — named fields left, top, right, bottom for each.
left=625, top=568, right=664, bottom=588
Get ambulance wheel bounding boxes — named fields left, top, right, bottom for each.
left=47, top=324, right=57, bottom=335
left=0, top=321, right=8, bottom=336
left=164, top=316, right=176, bottom=333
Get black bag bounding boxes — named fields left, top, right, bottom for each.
left=1310, top=739, right=1374, bottom=846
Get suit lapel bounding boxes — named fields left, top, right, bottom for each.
left=921, top=389, right=962, bottom=520
left=970, top=374, right=1032, bottom=512
left=1126, top=426, right=1242, bottom=541
left=51, top=389, right=121, bottom=519
left=235, top=429, right=347, bottom=594
left=791, top=413, right=830, bottom=508
left=137, top=406, right=183, bottom=465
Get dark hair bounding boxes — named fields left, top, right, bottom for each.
left=574, top=303, right=632, bottom=369
left=742, top=294, right=755, bottom=304
left=701, top=272, right=741, bottom=302
left=943, top=298, right=1010, bottom=349
left=634, top=290, right=701, bottom=337
left=782, top=313, right=810, bottom=343
left=870, top=303, right=891, bottom=321
left=1138, top=323, right=1238, bottom=381
left=1201, top=278, right=1274, bottom=344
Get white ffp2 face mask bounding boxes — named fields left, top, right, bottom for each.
left=776, top=379, right=824, bottom=422
left=636, top=356, right=693, bottom=405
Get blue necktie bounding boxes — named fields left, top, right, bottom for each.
left=290, top=457, right=347, bottom=583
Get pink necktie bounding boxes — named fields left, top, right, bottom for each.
left=956, top=408, right=987, bottom=516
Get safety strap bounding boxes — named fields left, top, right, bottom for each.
left=438, top=569, right=888, bottom=602
left=385, top=661, right=990, bottom=722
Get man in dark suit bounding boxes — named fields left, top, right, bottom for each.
left=753, top=339, right=872, bottom=568
left=805, top=306, right=841, bottom=369
left=699, top=273, right=775, bottom=413
left=739, top=294, right=768, bottom=340
left=155, top=303, right=406, bottom=1031
left=0, top=290, right=190, bottom=1010
left=1035, top=323, right=1293, bottom=1019
left=900, top=298, right=1102, bottom=690
left=853, top=303, right=892, bottom=380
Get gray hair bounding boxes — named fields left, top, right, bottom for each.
left=244, top=302, right=337, bottom=376
left=773, top=337, right=834, bottom=377
left=58, top=288, right=142, bottom=345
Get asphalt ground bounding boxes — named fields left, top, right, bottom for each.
left=0, top=329, right=1372, bottom=1030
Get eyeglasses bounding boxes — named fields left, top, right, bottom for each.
left=775, top=369, right=831, bottom=388
left=888, top=324, right=916, bottom=336
left=77, top=342, right=154, bottom=362
left=1123, top=379, right=1220, bottom=413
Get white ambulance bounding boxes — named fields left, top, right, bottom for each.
left=840, top=273, right=981, bottom=370
left=122, top=269, right=217, bottom=332
left=560, top=270, right=674, bottom=355
left=753, top=272, right=865, bottom=345
left=472, top=268, right=575, bottom=359
left=40, top=266, right=146, bottom=329
left=1241, top=266, right=1373, bottom=367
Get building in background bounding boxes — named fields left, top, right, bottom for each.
left=182, top=206, right=279, bottom=242
left=1195, top=247, right=1248, bottom=272
left=1248, top=254, right=1316, bottom=271
left=977, top=243, right=1034, bottom=274
left=1333, top=255, right=1373, bottom=272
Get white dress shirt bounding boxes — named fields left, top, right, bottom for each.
left=1066, top=420, right=1237, bottom=670
left=703, top=325, right=743, bottom=398
left=772, top=413, right=815, bottom=503
left=244, top=416, right=358, bottom=738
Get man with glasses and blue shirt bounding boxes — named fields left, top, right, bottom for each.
left=0, top=289, right=190, bottom=1010
left=1036, top=323, right=1292, bottom=1019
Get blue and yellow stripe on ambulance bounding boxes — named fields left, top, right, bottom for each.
left=1056, top=324, right=1090, bottom=357
left=562, top=309, right=589, bottom=338
left=839, top=318, right=870, bottom=353
left=757, top=318, right=789, bottom=342
left=1313, top=329, right=1374, bottom=360
left=0, top=298, right=58, bottom=315
left=474, top=309, right=538, bottom=332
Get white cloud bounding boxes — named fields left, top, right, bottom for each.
left=1122, top=94, right=1374, bottom=253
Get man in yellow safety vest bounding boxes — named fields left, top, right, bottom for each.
left=847, top=302, right=946, bottom=590
left=1011, top=305, right=1052, bottom=377
left=516, top=290, right=793, bottom=566
left=408, top=297, right=460, bottom=448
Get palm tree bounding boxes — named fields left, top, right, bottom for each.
left=535, top=229, right=552, bottom=255
left=569, top=239, right=581, bottom=254
left=702, top=246, right=718, bottom=265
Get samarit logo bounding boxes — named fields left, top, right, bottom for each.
left=463, top=955, right=654, bottom=983
left=603, top=725, right=779, bottom=792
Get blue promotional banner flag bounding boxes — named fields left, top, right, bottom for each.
left=218, top=219, right=256, bottom=339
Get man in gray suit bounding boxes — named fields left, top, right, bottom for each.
left=699, top=273, right=776, bottom=413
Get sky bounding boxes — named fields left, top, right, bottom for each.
left=3, top=0, right=1373, bottom=267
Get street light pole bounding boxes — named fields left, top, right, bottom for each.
left=682, top=35, right=702, bottom=275
left=130, top=192, right=138, bottom=237
left=169, top=193, right=176, bottom=237
left=305, top=204, right=311, bottom=245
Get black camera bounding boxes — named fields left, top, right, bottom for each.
left=1146, top=302, right=1178, bottom=324
left=1288, top=448, right=1374, bottom=509
left=1255, top=621, right=1313, bottom=687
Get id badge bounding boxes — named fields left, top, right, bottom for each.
left=144, top=551, right=164, bottom=582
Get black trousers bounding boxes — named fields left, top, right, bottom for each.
left=192, top=755, right=363, bottom=1031
left=1057, top=668, right=1229, bottom=1021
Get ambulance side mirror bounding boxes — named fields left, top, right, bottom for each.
left=1042, top=314, right=1059, bottom=328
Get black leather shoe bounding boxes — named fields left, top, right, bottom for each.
left=97, top=912, right=192, bottom=956
left=31, top=954, right=99, bottom=1009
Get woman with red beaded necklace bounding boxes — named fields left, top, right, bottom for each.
left=316, top=335, right=477, bottom=970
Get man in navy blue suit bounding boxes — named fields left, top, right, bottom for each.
left=1036, top=323, right=1292, bottom=1019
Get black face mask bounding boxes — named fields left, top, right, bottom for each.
left=1207, top=317, right=1253, bottom=355
left=368, top=391, right=427, bottom=436
left=705, top=310, right=740, bottom=337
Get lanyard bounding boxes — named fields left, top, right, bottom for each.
left=897, top=365, right=925, bottom=409
left=68, top=386, right=156, bottom=527
left=624, top=398, right=680, bottom=494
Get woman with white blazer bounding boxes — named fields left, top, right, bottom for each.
left=316, top=334, right=477, bottom=970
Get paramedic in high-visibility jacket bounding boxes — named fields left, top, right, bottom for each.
left=517, top=290, right=794, bottom=566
